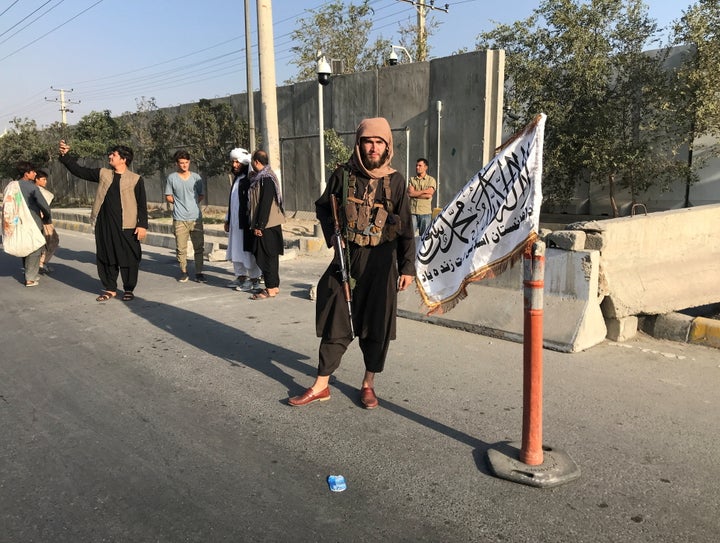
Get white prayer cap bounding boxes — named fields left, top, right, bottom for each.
left=230, top=147, right=251, bottom=164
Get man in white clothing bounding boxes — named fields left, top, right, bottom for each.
left=224, top=148, right=262, bottom=290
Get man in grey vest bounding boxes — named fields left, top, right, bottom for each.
left=59, top=140, right=148, bottom=302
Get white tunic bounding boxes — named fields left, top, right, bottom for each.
left=226, top=175, right=261, bottom=275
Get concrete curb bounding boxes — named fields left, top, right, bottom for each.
left=640, top=313, right=720, bottom=349
left=51, top=208, right=327, bottom=261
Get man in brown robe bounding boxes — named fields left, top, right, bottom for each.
left=289, top=117, right=416, bottom=409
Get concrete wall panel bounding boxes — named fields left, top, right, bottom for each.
left=574, top=203, right=720, bottom=318
left=398, top=248, right=607, bottom=352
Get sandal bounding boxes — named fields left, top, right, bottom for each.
left=122, top=291, right=135, bottom=301
left=251, top=288, right=277, bottom=300
left=96, top=291, right=117, bottom=302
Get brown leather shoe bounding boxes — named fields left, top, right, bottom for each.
left=360, top=387, right=378, bottom=409
left=288, top=387, right=330, bottom=406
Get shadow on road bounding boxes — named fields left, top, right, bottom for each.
left=123, top=295, right=494, bottom=473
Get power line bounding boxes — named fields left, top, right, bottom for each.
left=0, top=0, right=22, bottom=19
left=0, top=1, right=417, bottom=123
left=0, top=0, right=105, bottom=63
left=0, top=0, right=56, bottom=40
left=0, top=0, right=66, bottom=47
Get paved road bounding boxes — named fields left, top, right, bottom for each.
left=1, top=228, right=719, bottom=542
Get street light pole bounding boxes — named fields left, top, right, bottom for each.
left=317, top=52, right=331, bottom=195
left=436, top=100, right=442, bottom=209
left=319, top=82, right=326, bottom=194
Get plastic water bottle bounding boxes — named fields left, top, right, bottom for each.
left=327, top=475, right=346, bottom=492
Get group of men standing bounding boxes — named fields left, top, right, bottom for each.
left=55, top=140, right=286, bottom=302
left=163, top=146, right=286, bottom=300
left=223, top=148, right=285, bottom=300
left=2, top=162, right=57, bottom=286
left=5, top=115, right=433, bottom=410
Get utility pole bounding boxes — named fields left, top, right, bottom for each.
left=244, top=0, right=256, bottom=149
left=396, top=0, right=449, bottom=61
left=256, top=0, right=281, bottom=184
left=45, top=87, right=81, bottom=125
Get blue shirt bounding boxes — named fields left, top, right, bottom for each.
left=164, top=171, right=204, bottom=221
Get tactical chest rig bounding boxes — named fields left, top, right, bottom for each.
left=342, top=169, right=401, bottom=247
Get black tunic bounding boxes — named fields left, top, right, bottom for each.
left=315, top=166, right=416, bottom=340
left=59, top=155, right=148, bottom=266
left=228, top=172, right=253, bottom=239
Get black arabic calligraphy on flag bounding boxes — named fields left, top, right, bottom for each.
left=415, top=113, right=546, bottom=315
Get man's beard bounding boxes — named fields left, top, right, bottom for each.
left=361, top=149, right=389, bottom=171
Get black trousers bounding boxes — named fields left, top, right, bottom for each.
left=255, top=249, right=280, bottom=289
left=318, top=335, right=390, bottom=376
left=97, top=261, right=139, bottom=293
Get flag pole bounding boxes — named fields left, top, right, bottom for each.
left=486, top=238, right=581, bottom=487
left=521, top=240, right=545, bottom=465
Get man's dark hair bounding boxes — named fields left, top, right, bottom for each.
left=35, top=169, right=49, bottom=180
left=16, top=161, right=36, bottom=178
left=109, top=145, right=134, bottom=166
left=173, top=150, right=191, bottom=162
left=417, top=158, right=429, bottom=167
left=252, top=150, right=269, bottom=167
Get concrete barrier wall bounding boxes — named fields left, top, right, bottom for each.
left=399, top=203, right=720, bottom=352
left=568, top=203, right=720, bottom=320
left=398, top=247, right=607, bottom=353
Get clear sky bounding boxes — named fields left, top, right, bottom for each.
left=0, top=0, right=690, bottom=132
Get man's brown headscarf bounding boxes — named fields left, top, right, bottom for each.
left=348, top=117, right=396, bottom=179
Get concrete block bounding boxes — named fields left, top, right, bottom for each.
left=606, top=315, right=638, bottom=342
left=546, top=230, right=587, bottom=251
left=399, top=248, right=607, bottom=352
left=208, top=250, right=227, bottom=262
left=303, top=237, right=328, bottom=253
left=689, top=317, right=720, bottom=349
left=578, top=204, right=720, bottom=318
left=584, top=232, right=605, bottom=251
left=642, top=313, right=693, bottom=342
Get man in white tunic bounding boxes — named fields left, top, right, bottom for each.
left=224, top=148, right=262, bottom=290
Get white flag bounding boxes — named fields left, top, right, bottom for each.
left=416, top=113, right=546, bottom=314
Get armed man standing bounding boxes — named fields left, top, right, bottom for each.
left=288, top=117, right=415, bottom=409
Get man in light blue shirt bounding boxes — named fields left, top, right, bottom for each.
left=165, top=150, right=206, bottom=283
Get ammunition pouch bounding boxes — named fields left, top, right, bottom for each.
left=345, top=203, right=401, bottom=247
left=341, top=171, right=401, bottom=247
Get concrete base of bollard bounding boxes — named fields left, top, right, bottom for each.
left=486, top=441, right=581, bottom=488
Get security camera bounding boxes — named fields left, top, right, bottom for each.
left=317, top=55, right=331, bottom=86
left=388, top=50, right=398, bottom=66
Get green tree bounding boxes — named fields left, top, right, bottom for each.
left=180, top=99, right=248, bottom=179
left=172, top=99, right=249, bottom=205
left=670, top=0, right=720, bottom=206
left=287, top=0, right=391, bottom=83
left=477, top=0, right=684, bottom=215
left=118, top=97, right=161, bottom=177
left=324, top=128, right=351, bottom=171
left=0, top=118, right=47, bottom=179
left=144, top=109, right=183, bottom=194
left=71, top=110, right=130, bottom=158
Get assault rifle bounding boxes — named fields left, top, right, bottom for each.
left=330, top=194, right=355, bottom=339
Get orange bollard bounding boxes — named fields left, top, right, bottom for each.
left=520, top=241, right=545, bottom=466
left=486, top=239, right=580, bottom=487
